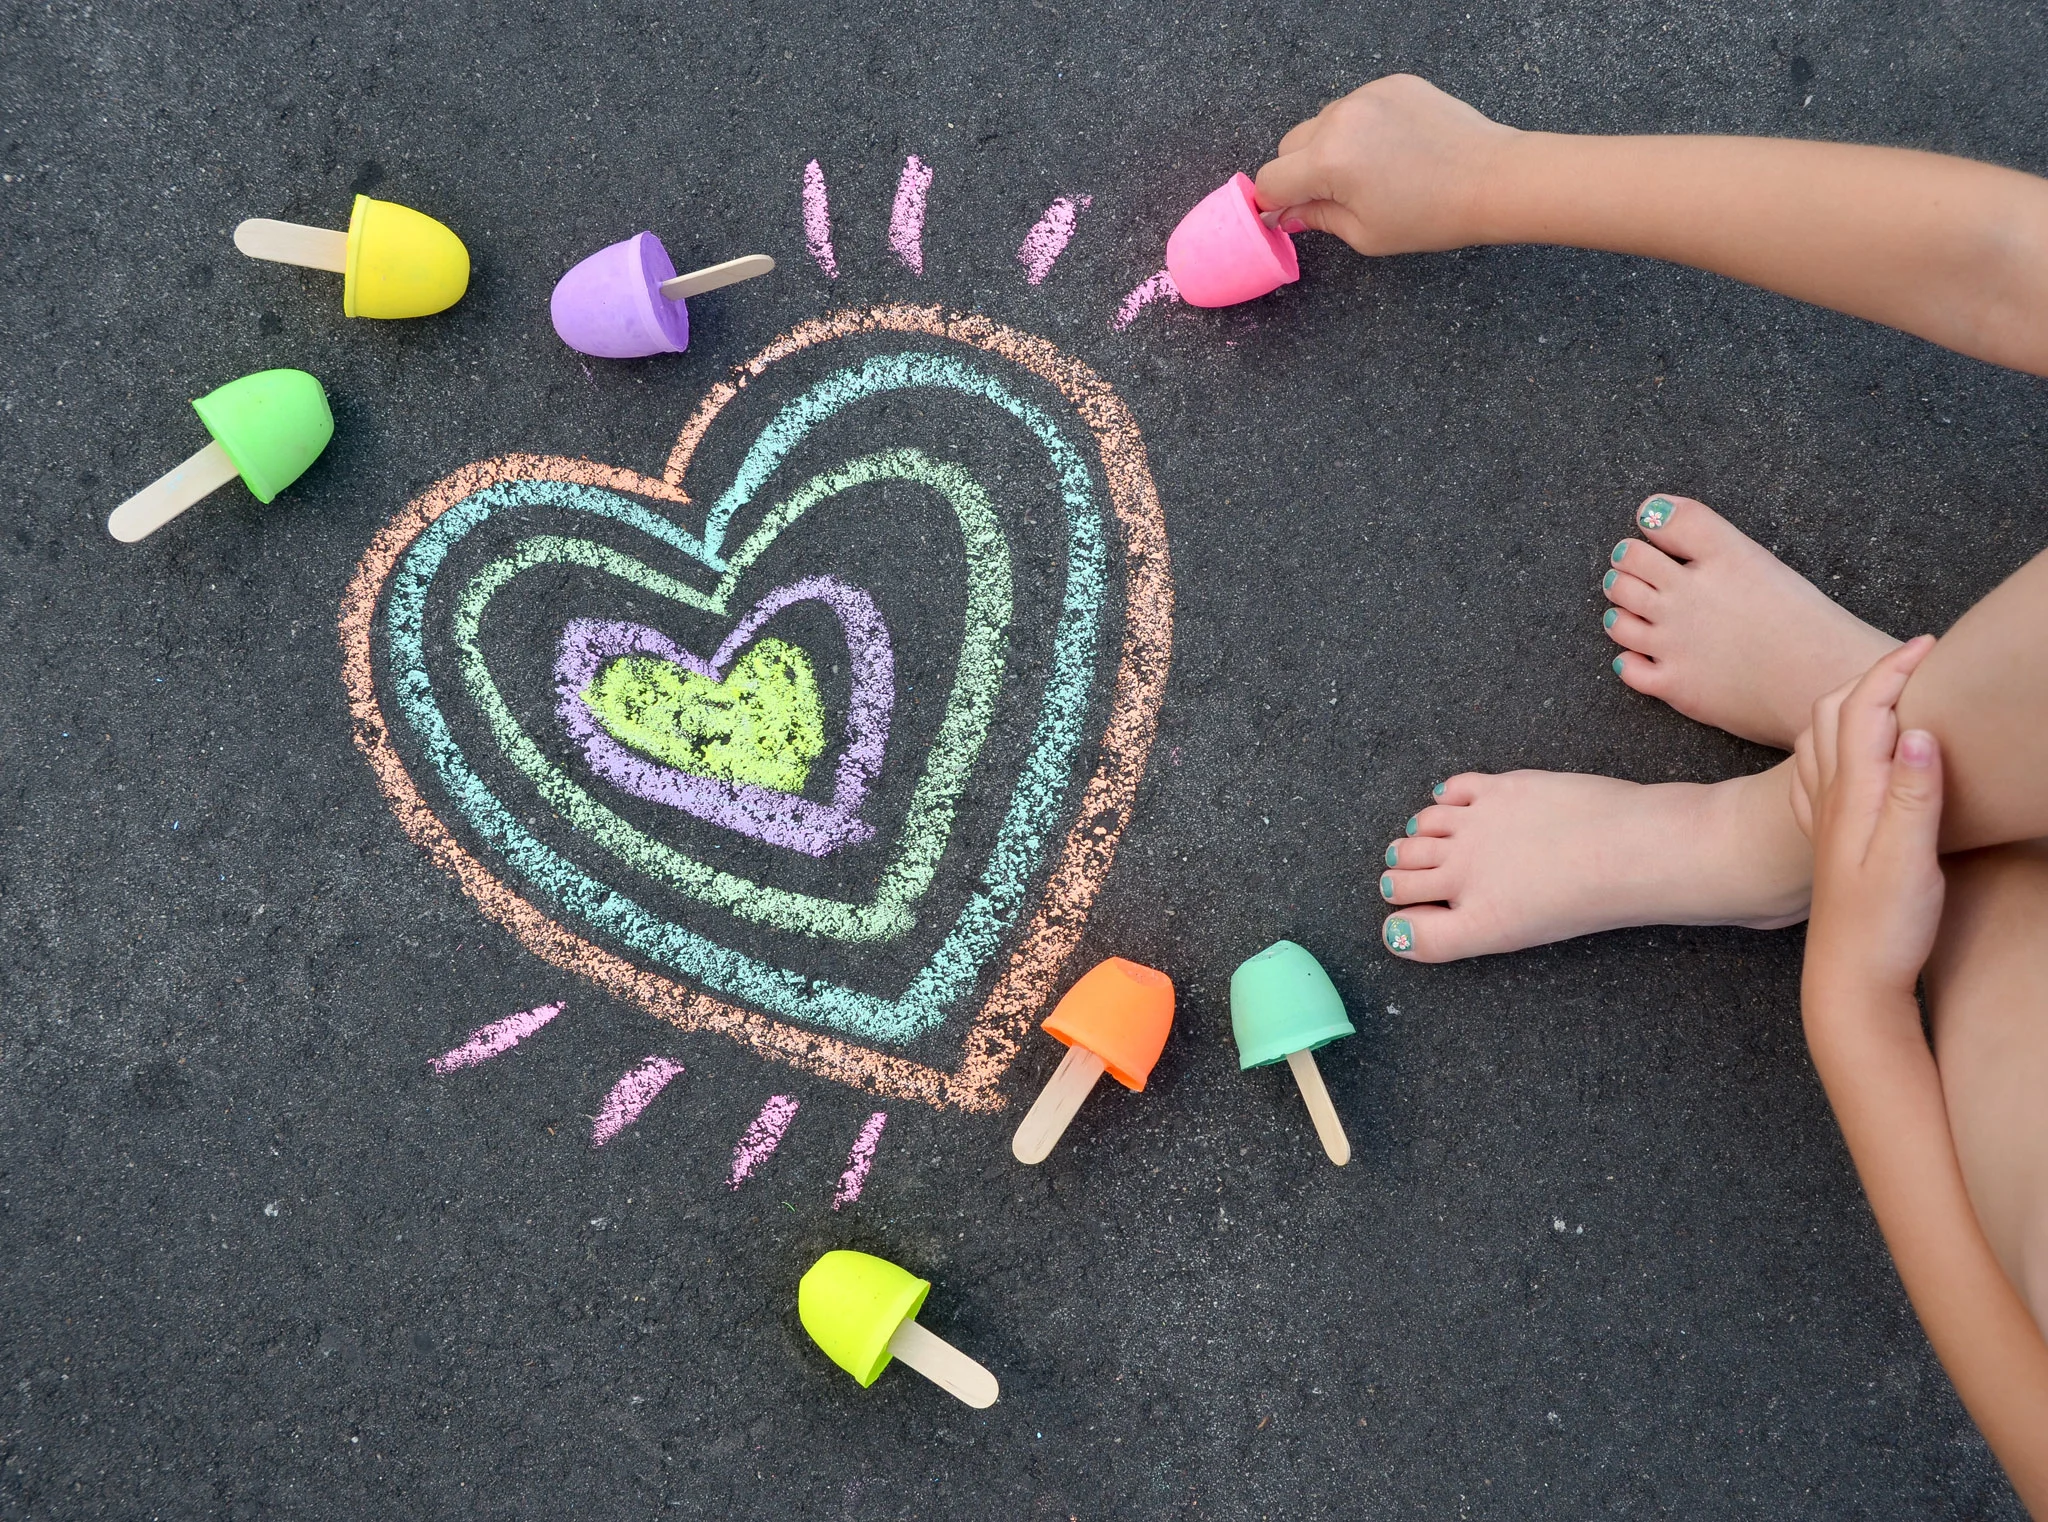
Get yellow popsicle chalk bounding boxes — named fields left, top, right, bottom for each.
left=233, top=195, right=470, bottom=319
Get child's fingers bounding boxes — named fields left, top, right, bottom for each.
left=1832, top=636, right=1938, bottom=781
left=1253, top=149, right=1335, bottom=219
left=1790, top=729, right=1818, bottom=840
left=1809, top=684, right=1847, bottom=796
left=1278, top=199, right=1369, bottom=245
left=1871, top=727, right=1944, bottom=867
left=1276, top=114, right=1325, bottom=157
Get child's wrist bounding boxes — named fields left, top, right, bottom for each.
left=1465, top=130, right=1575, bottom=246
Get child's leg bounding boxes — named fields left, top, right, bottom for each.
left=1925, top=840, right=2048, bottom=1327
left=1382, top=538, right=2048, bottom=961
left=1896, top=551, right=2048, bottom=852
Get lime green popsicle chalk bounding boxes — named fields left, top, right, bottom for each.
left=798, top=1250, right=998, bottom=1407
left=108, top=369, right=334, bottom=543
left=1230, top=939, right=1357, bottom=1166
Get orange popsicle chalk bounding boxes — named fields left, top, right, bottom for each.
left=1012, top=958, right=1175, bottom=1164
left=1041, top=957, right=1175, bottom=1090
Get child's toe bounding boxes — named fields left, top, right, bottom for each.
left=1379, top=866, right=1450, bottom=906
left=1634, top=492, right=1744, bottom=563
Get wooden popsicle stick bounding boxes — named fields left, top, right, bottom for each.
left=886, top=1317, right=999, bottom=1408
left=657, top=253, right=776, bottom=300
left=1010, top=1044, right=1107, bottom=1165
left=1285, top=1048, right=1351, bottom=1167
left=107, top=439, right=241, bottom=543
left=233, top=218, right=349, bottom=273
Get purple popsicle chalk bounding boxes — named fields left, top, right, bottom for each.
left=549, top=232, right=775, bottom=359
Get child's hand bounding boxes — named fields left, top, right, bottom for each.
left=1796, top=636, right=1946, bottom=1001
left=1252, top=75, right=1518, bottom=255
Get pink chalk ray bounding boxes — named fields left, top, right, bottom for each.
left=833, top=1111, right=890, bottom=1209
left=591, top=1056, right=684, bottom=1146
left=1112, top=269, right=1181, bottom=332
left=803, top=158, right=838, bottom=278
left=728, top=1094, right=801, bottom=1188
left=889, top=155, right=933, bottom=274
left=1017, top=195, right=1091, bottom=285
left=430, top=1001, right=564, bottom=1073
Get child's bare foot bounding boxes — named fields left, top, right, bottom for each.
left=1376, top=763, right=1812, bottom=962
left=1603, top=494, right=1899, bottom=749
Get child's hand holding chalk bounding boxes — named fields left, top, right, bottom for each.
left=1251, top=75, right=1516, bottom=257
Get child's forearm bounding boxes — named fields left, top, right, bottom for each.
left=1804, top=981, right=2048, bottom=1511
left=1475, top=133, right=2048, bottom=376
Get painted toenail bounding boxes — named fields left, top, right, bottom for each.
left=1611, top=541, right=1629, bottom=564
left=1637, top=496, right=1675, bottom=530
left=1602, top=608, right=1618, bottom=630
left=1384, top=918, right=1415, bottom=953
left=1602, top=569, right=1618, bottom=592
left=1432, top=781, right=1446, bottom=799
left=1380, top=873, right=1395, bottom=901
left=1384, top=843, right=1399, bottom=868
left=1612, top=654, right=1625, bottom=676
left=1404, top=815, right=1419, bottom=836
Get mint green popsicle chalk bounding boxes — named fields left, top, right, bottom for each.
left=1230, top=940, right=1356, bottom=1164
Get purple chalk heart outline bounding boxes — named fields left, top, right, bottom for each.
left=555, top=575, right=893, bottom=857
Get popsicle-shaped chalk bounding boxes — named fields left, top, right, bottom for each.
left=108, top=369, right=334, bottom=543
left=234, top=195, right=470, bottom=318
left=1230, top=940, right=1356, bottom=1165
left=550, top=231, right=775, bottom=358
left=1164, top=172, right=1300, bottom=308
left=1011, top=957, right=1175, bottom=1165
left=798, top=1250, right=998, bottom=1408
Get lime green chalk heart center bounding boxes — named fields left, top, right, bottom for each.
left=581, top=638, right=825, bottom=795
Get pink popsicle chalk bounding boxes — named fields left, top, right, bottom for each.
left=549, top=231, right=774, bottom=359
left=1163, top=172, right=1300, bottom=309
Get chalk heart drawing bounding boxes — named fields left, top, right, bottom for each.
left=340, top=306, right=1172, bottom=1111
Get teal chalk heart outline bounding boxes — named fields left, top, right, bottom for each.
left=387, top=351, right=1108, bottom=1046
left=451, top=448, right=1011, bottom=944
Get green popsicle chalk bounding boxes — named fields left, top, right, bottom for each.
left=191, top=368, right=335, bottom=503
left=1230, top=940, right=1355, bottom=1069
left=109, top=368, right=334, bottom=543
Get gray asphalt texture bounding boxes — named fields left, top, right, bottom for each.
left=5, top=0, right=2048, bottom=1517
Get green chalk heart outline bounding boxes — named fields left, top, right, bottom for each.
left=452, top=448, right=1011, bottom=944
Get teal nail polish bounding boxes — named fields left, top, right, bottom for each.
left=1384, top=843, right=1399, bottom=868
left=1637, top=496, right=1675, bottom=531
left=1610, top=541, right=1629, bottom=565
left=1379, top=873, right=1395, bottom=901
left=1432, top=781, right=1446, bottom=799
left=1603, top=608, right=1619, bottom=630
left=1612, top=654, right=1625, bottom=676
left=1603, top=569, right=1618, bottom=592
left=1384, top=917, right=1415, bottom=954
left=1404, top=815, right=1418, bottom=836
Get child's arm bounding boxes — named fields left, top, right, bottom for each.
left=1796, top=638, right=2048, bottom=1513
left=1254, top=75, right=2048, bottom=376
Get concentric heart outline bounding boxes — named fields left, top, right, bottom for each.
left=396, top=369, right=1087, bottom=1041
left=340, top=305, right=1172, bottom=1110
left=449, top=447, right=1011, bottom=944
